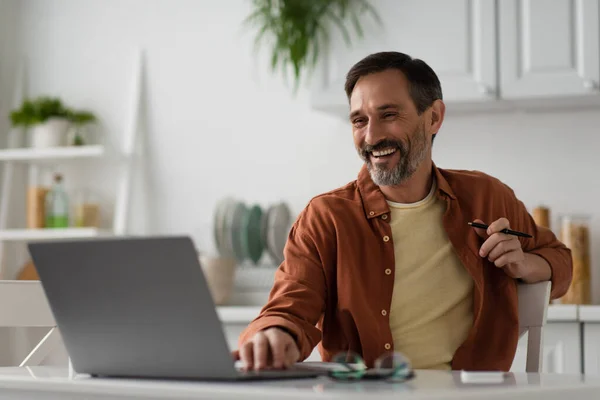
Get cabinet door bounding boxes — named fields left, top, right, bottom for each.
left=311, top=0, right=497, bottom=113
left=510, top=322, right=582, bottom=373
left=499, top=0, right=600, bottom=98
left=584, top=323, right=600, bottom=375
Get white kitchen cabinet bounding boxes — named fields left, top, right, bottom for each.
left=311, top=0, right=600, bottom=115
left=583, top=323, right=600, bottom=375
left=498, top=0, right=600, bottom=99
left=311, top=0, right=498, bottom=114
left=510, top=322, right=582, bottom=373
left=579, top=306, right=600, bottom=375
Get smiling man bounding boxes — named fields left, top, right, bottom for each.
left=236, top=52, right=573, bottom=372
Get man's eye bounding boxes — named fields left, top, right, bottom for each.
left=353, top=118, right=366, bottom=126
left=383, top=113, right=397, bottom=119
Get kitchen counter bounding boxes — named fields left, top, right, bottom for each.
left=547, top=304, right=579, bottom=321
left=579, top=305, right=600, bottom=322
left=216, top=306, right=262, bottom=323
left=217, top=304, right=586, bottom=324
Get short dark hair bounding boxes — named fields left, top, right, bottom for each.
left=345, top=51, right=443, bottom=115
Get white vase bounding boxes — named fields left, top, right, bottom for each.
left=29, top=118, right=71, bottom=148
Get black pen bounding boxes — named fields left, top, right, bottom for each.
left=468, top=222, right=533, bottom=238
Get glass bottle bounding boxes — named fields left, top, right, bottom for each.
left=559, top=215, right=592, bottom=304
left=45, top=173, right=69, bottom=228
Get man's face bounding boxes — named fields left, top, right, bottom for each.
left=350, top=69, right=432, bottom=187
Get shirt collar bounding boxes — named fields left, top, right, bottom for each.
left=356, top=162, right=457, bottom=219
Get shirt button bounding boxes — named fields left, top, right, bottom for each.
left=384, top=343, right=391, bottom=350
left=369, top=211, right=375, bottom=216
left=383, top=235, right=390, bottom=242
left=381, top=309, right=387, bottom=316
left=385, top=268, right=392, bottom=275
left=381, top=214, right=388, bottom=220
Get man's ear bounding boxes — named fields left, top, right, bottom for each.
left=429, top=99, right=445, bottom=134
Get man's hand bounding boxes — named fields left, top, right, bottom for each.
left=237, top=327, right=300, bottom=371
left=473, top=218, right=527, bottom=279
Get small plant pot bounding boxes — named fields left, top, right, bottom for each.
left=29, top=118, right=71, bottom=148
left=199, top=255, right=237, bottom=305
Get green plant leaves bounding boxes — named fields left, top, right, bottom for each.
left=9, top=96, right=97, bottom=128
left=244, top=0, right=380, bottom=93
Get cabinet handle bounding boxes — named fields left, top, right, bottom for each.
left=478, top=83, right=495, bottom=96
left=583, top=80, right=598, bottom=91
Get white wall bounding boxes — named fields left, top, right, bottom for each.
left=0, top=0, right=21, bottom=145
left=9, top=0, right=357, bottom=252
left=2, top=1, right=599, bottom=299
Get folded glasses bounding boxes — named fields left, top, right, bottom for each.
left=327, top=351, right=415, bottom=382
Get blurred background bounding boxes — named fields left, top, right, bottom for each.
left=0, top=0, right=598, bottom=373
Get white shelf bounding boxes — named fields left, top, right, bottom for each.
left=0, top=228, right=107, bottom=241
left=0, top=145, right=104, bottom=162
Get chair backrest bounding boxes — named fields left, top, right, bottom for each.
left=0, top=281, right=55, bottom=327
left=517, top=281, right=551, bottom=373
left=0, top=281, right=60, bottom=366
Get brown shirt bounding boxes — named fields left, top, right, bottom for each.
left=237, top=164, right=573, bottom=371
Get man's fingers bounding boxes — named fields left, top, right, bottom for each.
left=487, top=237, right=521, bottom=262
left=284, top=342, right=300, bottom=368
left=265, top=330, right=286, bottom=369
left=487, top=217, right=510, bottom=235
left=479, top=232, right=512, bottom=258
left=253, top=333, right=270, bottom=370
left=472, top=219, right=488, bottom=239
left=494, top=249, right=525, bottom=269
left=239, top=342, right=254, bottom=371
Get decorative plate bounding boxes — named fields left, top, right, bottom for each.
left=241, top=204, right=264, bottom=265
left=230, top=201, right=248, bottom=263
left=267, top=202, right=292, bottom=265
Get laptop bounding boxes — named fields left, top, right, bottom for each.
left=27, top=236, right=323, bottom=381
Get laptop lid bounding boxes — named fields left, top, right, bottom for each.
left=28, top=236, right=239, bottom=380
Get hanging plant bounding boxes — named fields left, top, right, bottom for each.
left=244, top=0, right=380, bottom=92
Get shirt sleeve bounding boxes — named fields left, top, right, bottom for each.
left=503, top=185, right=573, bottom=299
left=236, top=212, right=327, bottom=360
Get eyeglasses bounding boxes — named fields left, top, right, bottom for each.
left=327, top=351, right=415, bottom=382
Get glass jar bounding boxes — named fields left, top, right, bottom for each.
left=559, top=215, right=592, bottom=304
left=73, top=188, right=101, bottom=228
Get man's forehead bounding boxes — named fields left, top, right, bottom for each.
left=350, top=70, right=410, bottom=110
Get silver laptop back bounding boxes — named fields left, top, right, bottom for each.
left=28, top=236, right=239, bottom=380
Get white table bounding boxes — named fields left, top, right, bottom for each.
left=0, top=367, right=599, bottom=400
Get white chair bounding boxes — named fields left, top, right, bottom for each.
left=0, top=281, right=60, bottom=366
left=517, top=280, right=551, bottom=373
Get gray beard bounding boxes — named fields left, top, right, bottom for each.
left=363, top=128, right=428, bottom=187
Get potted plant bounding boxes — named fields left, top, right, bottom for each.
left=9, top=96, right=98, bottom=148
left=10, top=97, right=71, bottom=148
left=66, top=110, right=97, bottom=146
left=244, top=0, right=380, bottom=92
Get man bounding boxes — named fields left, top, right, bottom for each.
left=235, top=52, right=572, bottom=372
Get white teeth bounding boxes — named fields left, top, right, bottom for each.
left=372, top=148, right=397, bottom=157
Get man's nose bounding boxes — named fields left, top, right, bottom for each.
left=364, top=119, right=384, bottom=146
